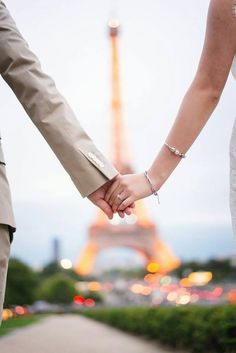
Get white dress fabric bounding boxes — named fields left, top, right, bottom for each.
left=229, top=57, right=236, bottom=236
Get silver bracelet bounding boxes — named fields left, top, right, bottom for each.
left=164, top=142, right=186, bottom=158
left=144, top=171, right=160, bottom=204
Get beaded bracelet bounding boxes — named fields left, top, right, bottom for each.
left=164, top=142, right=186, bottom=158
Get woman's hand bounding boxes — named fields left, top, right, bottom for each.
left=88, top=179, right=135, bottom=219
left=105, top=173, right=153, bottom=213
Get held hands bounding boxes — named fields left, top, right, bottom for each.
left=88, top=179, right=135, bottom=219
left=89, top=173, right=154, bottom=218
left=105, top=173, right=153, bottom=213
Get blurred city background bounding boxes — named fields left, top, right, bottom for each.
left=1, top=0, right=236, bottom=352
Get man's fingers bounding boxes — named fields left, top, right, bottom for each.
left=105, top=179, right=120, bottom=203
left=97, top=199, right=113, bottom=219
left=118, top=211, right=125, bottom=218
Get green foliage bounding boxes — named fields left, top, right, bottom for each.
left=80, top=305, right=236, bottom=353
left=5, top=258, right=39, bottom=306
left=81, top=290, right=103, bottom=303
left=4, top=258, right=103, bottom=307
left=40, top=262, right=82, bottom=282
left=39, top=262, right=61, bottom=278
left=0, top=315, right=46, bottom=337
left=37, top=274, right=77, bottom=304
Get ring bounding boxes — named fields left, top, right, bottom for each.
left=117, top=194, right=123, bottom=201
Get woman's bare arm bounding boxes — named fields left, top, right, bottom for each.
left=106, top=0, right=236, bottom=211
left=149, top=0, right=236, bottom=191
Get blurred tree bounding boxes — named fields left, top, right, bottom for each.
left=5, top=258, right=38, bottom=306
left=37, top=274, right=77, bottom=304
left=82, top=291, right=103, bottom=303
left=40, top=262, right=61, bottom=278
left=39, top=261, right=89, bottom=281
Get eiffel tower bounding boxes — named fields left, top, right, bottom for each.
left=74, top=19, right=180, bottom=276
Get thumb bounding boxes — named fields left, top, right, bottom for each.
left=97, top=199, right=114, bottom=220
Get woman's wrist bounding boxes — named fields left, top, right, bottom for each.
left=139, top=173, right=153, bottom=198
left=146, top=168, right=163, bottom=192
left=143, top=171, right=160, bottom=203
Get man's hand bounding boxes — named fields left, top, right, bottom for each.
left=88, top=179, right=134, bottom=219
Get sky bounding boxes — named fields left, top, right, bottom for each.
left=1, top=0, right=236, bottom=269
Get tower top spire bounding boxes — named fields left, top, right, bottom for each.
left=108, top=18, right=120, bottom=36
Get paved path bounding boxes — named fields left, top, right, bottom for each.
left=0, top=315, right=185, bottom=353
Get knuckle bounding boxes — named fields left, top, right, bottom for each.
left=122, top=199, right=128, bottom=206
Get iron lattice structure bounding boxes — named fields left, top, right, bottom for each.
left=74, top=20, right=180, bottom=276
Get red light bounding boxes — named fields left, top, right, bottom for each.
left=84, top=298, right=95, bottom=308
left=227, top=289, right=236, bottom=304
left=213, top=287, right=223, bottom=297
left=15, top=306, right=25, bottom=315
left=73, top=295, right=85, bottom=305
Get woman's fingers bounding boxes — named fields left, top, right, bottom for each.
left=124, top=206, right=133, bottom=216
left=105, top=178, right=120, bottom=203
left=112, top=191, right=128, bottom=213
left=109, top=186, right=124, bottom=207
left=117, top=207, right=133, bottom=218
left=105, top=175, right=140, bottom=216
left=118, top=197, right=134, bottom=211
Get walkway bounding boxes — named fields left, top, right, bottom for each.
left=0, top=314, right=186, bottom=353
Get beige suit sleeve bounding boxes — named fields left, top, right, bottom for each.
left=0, top=2, right=118, bottom=197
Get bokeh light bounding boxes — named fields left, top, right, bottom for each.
left=130, top=283, right=144, bottom=294
left=2, top=309, right=13, bottom=321
left=74, top=295, right=85, bottom=305
left=188, top=272, right=213, bottom=286
left=87, top=281, right=101, bottom=291
left=84, top=298, right=95, bottom=308
left=15, top=306, right=26, bottom=315
left=147, top=262, right=159, bottom=273
left=60, top=258, right=73, bottom=270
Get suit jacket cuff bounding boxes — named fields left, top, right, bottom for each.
left=70, top=154, right=118, bottom=198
